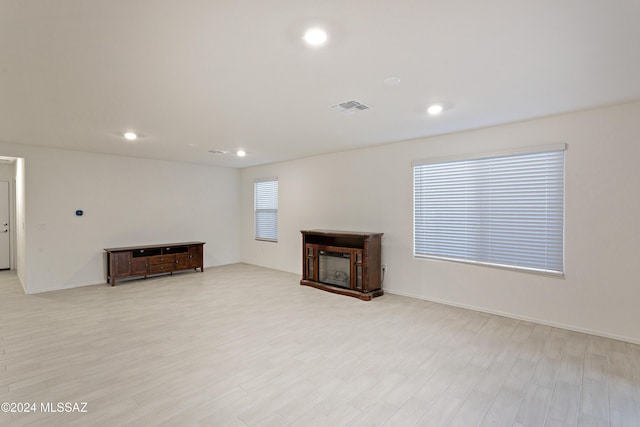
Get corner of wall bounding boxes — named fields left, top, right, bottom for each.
left=16, top=269, right=28, bottom=294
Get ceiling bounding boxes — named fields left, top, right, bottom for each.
left=2, top=1, right=639, bottom=168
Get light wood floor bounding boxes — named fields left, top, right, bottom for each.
left=1, top=264, right=639, bottom=427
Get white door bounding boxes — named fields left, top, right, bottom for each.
left=0, top=181, right=10, bottom=269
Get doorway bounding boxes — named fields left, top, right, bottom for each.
left=0, top=157, right=20, bottom=272
left=0, top=181, right=10, bottom=269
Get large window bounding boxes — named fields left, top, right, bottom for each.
left=254, top=178, right=278, bottom=242
left=413, top=144, right=565, bottom=275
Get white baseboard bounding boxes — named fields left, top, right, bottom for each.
left=26, top=280, right=104, bottom=294
left=384, top=288, right=640, bottom=346
left=17, top=270, right=27, bottom=294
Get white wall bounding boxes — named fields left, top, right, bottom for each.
left=240, top=101, right=640, bottom=344
left=0, top=143, right=241, bottom=293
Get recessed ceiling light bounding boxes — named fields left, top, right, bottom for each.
left=303, top=28, right=328, bottom=46
left=236, top=149, right=246, bottom=157
left=124, top=132, right=137, bottom=140
left=384, top=77, right=401, bottom=86
left=427, top=104, right=444, bottom=115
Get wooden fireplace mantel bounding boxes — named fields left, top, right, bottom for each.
left=300, top=230, right=383, bottom=301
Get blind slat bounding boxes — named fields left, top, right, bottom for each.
left=254, top=180, right=278, bottom=241
left=413, top=149, right=564, bottom=274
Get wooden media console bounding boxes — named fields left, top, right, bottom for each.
left=104, top=242, right=205, bottom=286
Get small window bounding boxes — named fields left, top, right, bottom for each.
left=254, top=178, right=278, bottom=242
left=413, top=145, right=565, bottom=275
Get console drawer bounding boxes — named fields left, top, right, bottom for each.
left=148, top=255, right=176, bottom=265
left=149, top=263, right=175, bottom=274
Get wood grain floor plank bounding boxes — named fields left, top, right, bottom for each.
left=0, top=266, right=639, bottom=426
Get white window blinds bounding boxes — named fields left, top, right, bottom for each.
left=413, top=145, right=565, bottom=275
left=254, top=179, right=278, bottom=242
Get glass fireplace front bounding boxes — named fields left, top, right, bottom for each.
left=318, top=250, right=351, bottom=289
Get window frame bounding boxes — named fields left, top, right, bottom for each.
left=254, top=178, right=279, bottom=243
left=412, top=144, right=566, bottom=276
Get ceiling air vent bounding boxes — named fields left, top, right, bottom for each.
left=208, top=150, right=228, bottom=155
left=330, top=100, right=372, bottom=114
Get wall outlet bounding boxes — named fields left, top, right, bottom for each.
left=382, top=264, right=387, bottom=272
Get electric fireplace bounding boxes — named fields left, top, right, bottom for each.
left=301, top=230, right=383, bottom=300
left=318, top=250, right=351, bottom=288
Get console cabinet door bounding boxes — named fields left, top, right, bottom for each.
left=353, top=250, right=364, bottom=291
left=189, top=245, right=203, bottom=269
left=175, top=254, right=189, bottom=269
left=304, top=244, right=318, bottom=281
left=131, top=258, right=148, bottom=276
left=113, top=252, right=132, bottom=277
